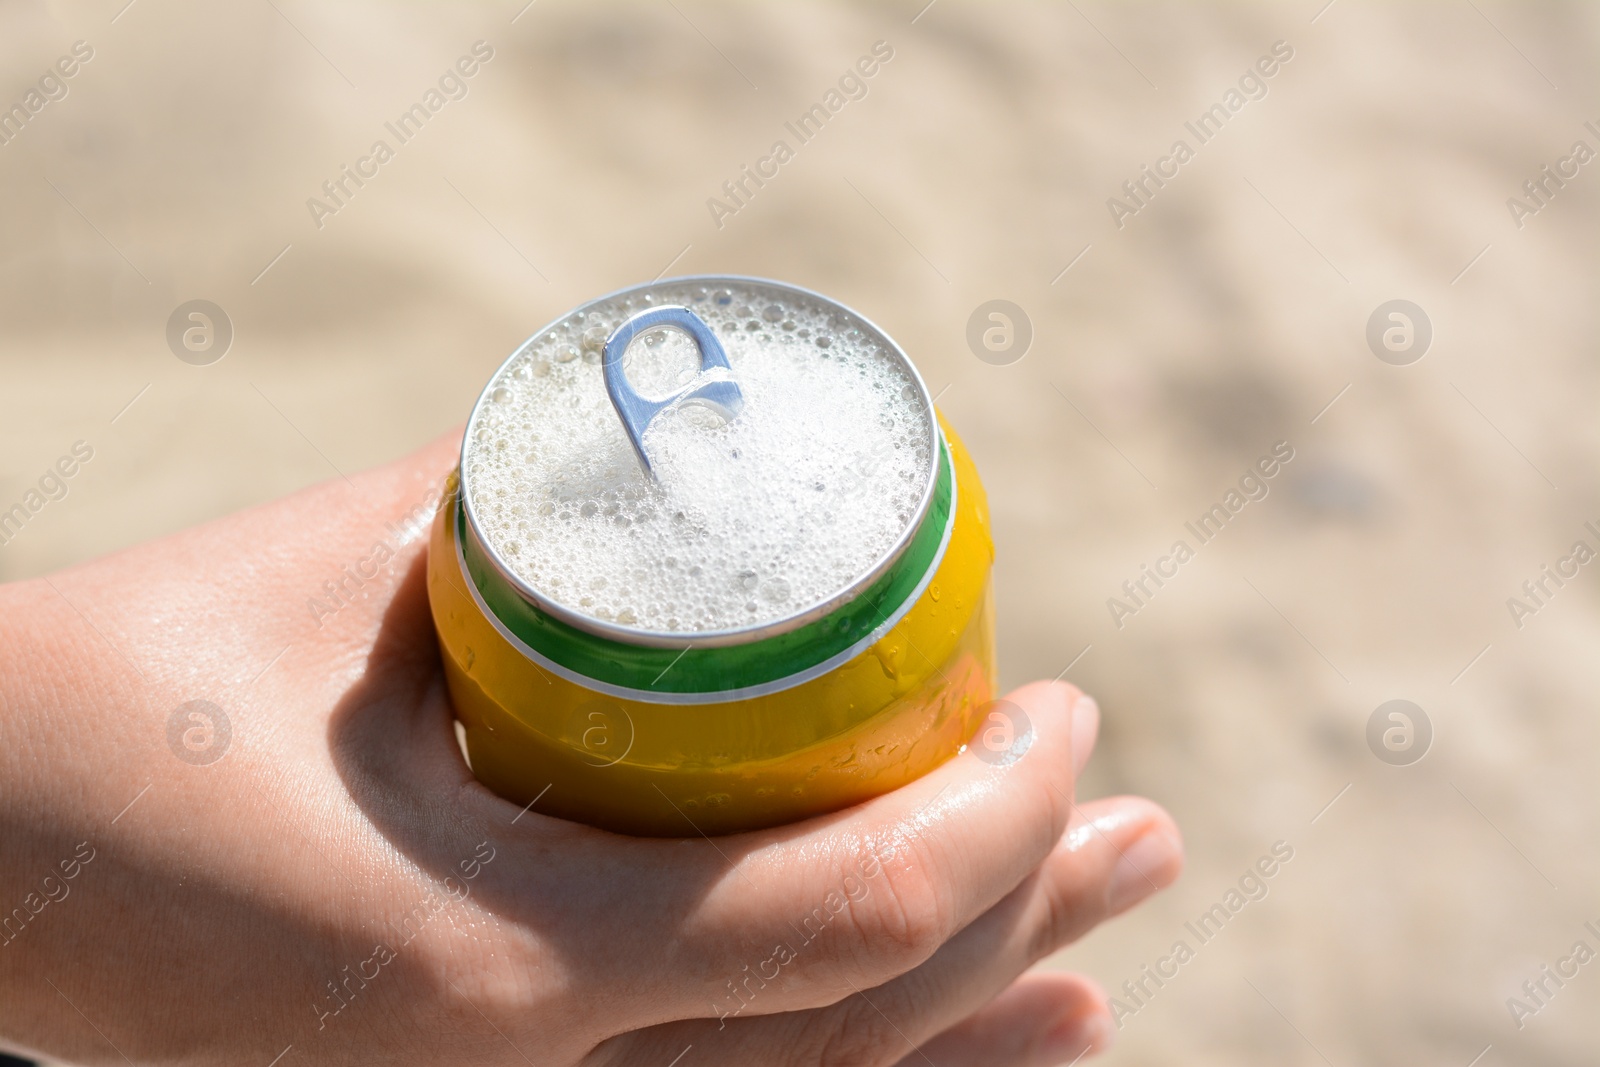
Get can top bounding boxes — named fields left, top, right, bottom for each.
left=459, top=275, right=939, bottom=648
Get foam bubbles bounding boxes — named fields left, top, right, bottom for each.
left=464, top=280, right=934, bottom=634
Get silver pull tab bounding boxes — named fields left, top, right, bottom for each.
left=602, top=305, right=744, bottom=476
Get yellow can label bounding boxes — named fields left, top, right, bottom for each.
left=428, top=416, right=995, bottom=836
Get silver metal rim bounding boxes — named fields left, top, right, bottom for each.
left=458, top=274, right=941, bottom=649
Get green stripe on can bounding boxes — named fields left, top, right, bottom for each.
left=457, top=433, right=956, bottom=703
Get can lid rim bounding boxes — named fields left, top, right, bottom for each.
left=457, top=274, right=941, bottom=648
left=453, top=437, right=954, bottom=700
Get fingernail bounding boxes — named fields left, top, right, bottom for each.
left=1070, top=694, right=1098, bottom=777
left=1108, top=829, right=1182, bottom=913
left=1040, top=1009, right=1114, bottom=1063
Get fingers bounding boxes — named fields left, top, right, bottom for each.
left=1068, top=795, right=1185, bottom=921
left=591, top=794, right=1181, bottom=1067
left=470, top=681, right=1090, bottom=1026
left=1071, top=693, right=1100, bottom=778
left=897, top=972, right=1113, bottom=1067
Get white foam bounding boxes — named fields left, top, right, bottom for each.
left=464, top=281, right=934, bottom=634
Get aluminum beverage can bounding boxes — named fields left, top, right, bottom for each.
left=427, top=275, right=995, bottom=836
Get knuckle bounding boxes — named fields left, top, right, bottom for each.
left=846, top=836, right=950, bottom=964
left=801, top=996, right=910, bottom=1067
left=783, top=836, right=950, bottom=992
left=1026, top=866, right=1084, bottom=962
left=1024, top=821, right=1120, bottom=962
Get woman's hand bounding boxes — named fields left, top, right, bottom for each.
left=0, top=432, right=1181, bottom=1067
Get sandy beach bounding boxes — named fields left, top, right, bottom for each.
left=2, top=2, right=1598, bottom=1062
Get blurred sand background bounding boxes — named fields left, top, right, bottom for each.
left=3, top=1, right=1599, bottom=1063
